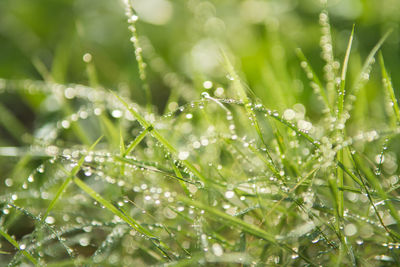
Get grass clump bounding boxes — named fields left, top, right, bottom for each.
left=0, top=1, right=400, bottom=266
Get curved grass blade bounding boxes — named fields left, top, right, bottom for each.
left=73, top=177, right=153, bottom=238
left=123, top=126, right=153, bottom=156
left=73, top=177, right=173, bottom=260
left=221, top=51, right=279, bottom=173
left=296, top=48, right=331, bottom=114
left=379, top=52, right=400, bottom=124
left=0, top=228, right=38, bottom=265
left=178, top=196, right=316, bottom=266
left=113, top=156, right=196, bottom=184
left=346, top=30, right=392, bottom=114
left=110, top=91, right=208, bottom=184
left=348, top=149, right=400, bottom=241
left=41, top=136, right=103, bottom=222
left=338, top=24, right=355, bottom=121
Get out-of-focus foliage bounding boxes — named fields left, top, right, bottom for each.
left=1, top=0, right=399, bottom=110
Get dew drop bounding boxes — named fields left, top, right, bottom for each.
left=201, top=92, right=210, bottom=98
left=226, top=74, right=234, bottom=81
left=203, top=81, right=213, bottom=89
left=45, top=216, right=55, bottom=224
left=344, top=223, right=357, bottom=236
left=201, top=139, right=209, bottom=146
left=111, top=110, right=123, bottom=118
left=130, top=15, right=138, bottom=22
left=5, top=178, right=13, bottom=187
left=225, top=190, right=234, bottom=199
left=312, top=237, right=319, bottom=243
left=193, top=141, right=201, bottom=149
left=79, top=237, right=90, bottom=247
left=37, top=165, right=45, bottom=173
left=64, top=87, right=75, bottom=99
left=61, top=120, right=70, bottom=129
left=214, top=87, right=224, bottom=96
left=82, top=53, right=92, bottom=63
left=177, top=206, right=185, bottom=212
left=212, top=243, right=224, bottom=256
left=283, top=109, right=296, bottom=120
left=178, top=151, right=189, bottom=160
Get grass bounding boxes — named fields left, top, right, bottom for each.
left=0, top=0, right=400, bottom=266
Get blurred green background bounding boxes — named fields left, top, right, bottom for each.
left=0, top=0, right=399, bottom=137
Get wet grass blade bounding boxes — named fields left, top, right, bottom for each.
left=42, top=136, right=103, bottom=221
left=123, top=126, right=153, bottom=156
left=338, top=25, right=355, bottom=119
left=349, top=29, right=392, bottom=101
left=348, top=149, right=400, bottom=241
left=0, top=228, right=38, bottom=265
left=110, top=91, right=208, bottom=184
left=296, top=48, right=331, bottom=114
left=352, top=154, right=400, bottom=233
left=178, top=196, right=316, bottom=266
left=73, top=177, right=173, bottom=259
left=379, top=52, right=400, bottom=124
left=221, top=52, right=280, bottom=174
left=336, top=25, right=355, bottom=221
left=122, top=0, right=152, bottom=113
left=73, top=177, right=154, bottom=238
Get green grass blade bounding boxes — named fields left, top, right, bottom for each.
left=379, top=52, right=400, bottom=124
left=74, top=177, right=172, bottom=259
left=71, top=135, right=103, bottom=176
left=352, top=154, right=400, bottom=230
left=41, top=176, right=73, bottom=222
left=32, top=56, right=54, bottom=82
left=0, top=228, right=38, bottom=265
left=349, top=30, right=392, bottom=99
left=110, top=90, right=208, bottom=183
left=178, top=196, right=316, bottom=266
left=0, top=103, right=30, bottom=143
left=336, top=25, right=355, bottom=220
left=98, top=114, right=120, bottom=148
left=178, top=196, right=278, bottom=243
left=360, top=30, right=392, bottom=82
left=122, top=0, right=152, bottom=113
left=123, top=126, right=152, bottom=156
left=221, top=51, right=278, bottom=173
left=338, top=24, right=355, bottom=120
left=296, top=48, right=331, bottom=113
left=73, top=177, right=154, bottom=237
left=266, top=168, right=318, bottom=217
left=84, top=54, right=99, bottom=88
left=171, top=160, right=190, bottom=196
left=348, top=150, right=400, bottom=241
left=113, top=156, right=196, bottom=184
left=221, top=50, right=248, bottom=104
left=42, top=136, right=103, bottom=221
left=119, top=127, right=126, bottom=155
